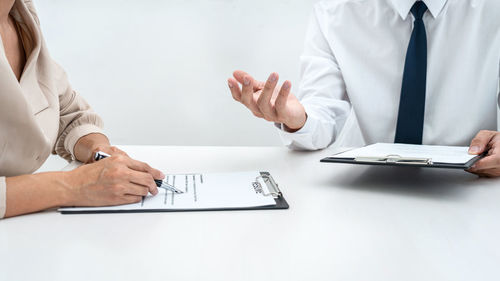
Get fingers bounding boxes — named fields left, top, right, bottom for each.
left=469, top=154, right=500, bottom=171
left=115, top=155, right=164, bottom=194
left=467, top=167, right=500, bottom=178
left=233, top=70, right=264, bottom=91
left=256, top=73, right=279, bottom=121
left=274, top=80, right=292, bottom=121
left=467, top=131, right=500, bottom=175
left=229, top=71, right=294, bottom=123
left=469, top=130, right=497, bottom=155
left=121, top=195, right=143, bottom=205
left=232, top=70, right=247, bottom=83
left=241, top=75, right=263, bottom=118
left=128, top=170, right=159, bottom=195
left=125, top=158, right=165, bottom=180
left=121, top=182, right=150, bottom=197
left=228, top=71, right=263, bottom=117
left=228, top=78, right=242, bottom=101
left=233, top=70, right=248, bottom=83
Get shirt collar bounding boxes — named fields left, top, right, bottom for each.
left=389, top=0, right=448, bottom=20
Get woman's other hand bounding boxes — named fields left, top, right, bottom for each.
left=73, top=133, right=119, bottom=163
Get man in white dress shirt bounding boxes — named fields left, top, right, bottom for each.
left=227, top=0, right=500, bottom=177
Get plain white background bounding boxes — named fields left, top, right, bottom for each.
left=36, top=0, right=321, bottom=147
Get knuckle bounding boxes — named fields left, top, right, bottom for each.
left=138, top=162, right=149, bottom=172
left=117, top=167, right=129, bottom=177
left=112, top=154, right=126, bottom=163
left=109, top=146, right=117, bottom=151
left=117, top=154, right=127, bottom=160
left=147, top=174, right=155, bottom=183
left=252, top=111, right=263, bottom=118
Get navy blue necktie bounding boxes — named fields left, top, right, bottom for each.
left=394, top=1, right=428, bottom=144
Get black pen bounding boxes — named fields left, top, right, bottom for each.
left=93, top=151, right=184, bottom=194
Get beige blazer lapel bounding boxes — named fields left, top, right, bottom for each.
left=8, top=0, right=48, bottom=115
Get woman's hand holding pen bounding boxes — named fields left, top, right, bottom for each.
left=228, top=70, right=307, bottom=132
left=66, top=154, right=165, bottom=206
left=467, top=130, right=500, bottom=177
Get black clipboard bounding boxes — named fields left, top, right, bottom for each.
left=60, top=171, right=289, bottom=214
left=321, top=147, right=483, bottom=170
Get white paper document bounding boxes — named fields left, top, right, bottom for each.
left=59, top=171, right=277, bottom=213
left=332, top=143, right=476, bottom=164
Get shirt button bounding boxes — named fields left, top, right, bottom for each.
left=36, top=155, right=40, bottom=161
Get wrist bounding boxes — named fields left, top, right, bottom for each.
left=48, top=171, right=79, bottom=207
left=283, top=113, right=308, bottom=133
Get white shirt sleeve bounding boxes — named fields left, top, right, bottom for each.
left=276, top=4, right=351, bottom=150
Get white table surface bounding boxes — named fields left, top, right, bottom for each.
left=1, top=145, right=500, bottom=281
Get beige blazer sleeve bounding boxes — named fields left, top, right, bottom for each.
left=51, top=63, right=104, bottom=161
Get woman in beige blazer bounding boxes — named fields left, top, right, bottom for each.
left=0, top=0, right=163, bottom=218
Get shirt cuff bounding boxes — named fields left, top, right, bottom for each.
left=0, top=177, right=6, bottom=219
left=63, top=124, right=104, bottom=160
left=274, top=114, right=318, bottom=148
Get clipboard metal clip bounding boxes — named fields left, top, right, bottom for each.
left=354, top=154, right=433, bottom=165
left=253, top=172, right=282, bottom=199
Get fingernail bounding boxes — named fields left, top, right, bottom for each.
left=228, top=81, right=233, bottom=88
left=283, top=81, right=291, bottom=89
left=243, top=76, right=250, bottom=85
left=160, top=171, right=165, bottom=178
left=469, top=146, right=481, bottom=154
left=268, top=73, right=277, bottom=82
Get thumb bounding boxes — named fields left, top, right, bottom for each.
left=469, top=130, right=496, bottom=155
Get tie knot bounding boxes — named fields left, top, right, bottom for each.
left=411, top=1, right=428, bottom=20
